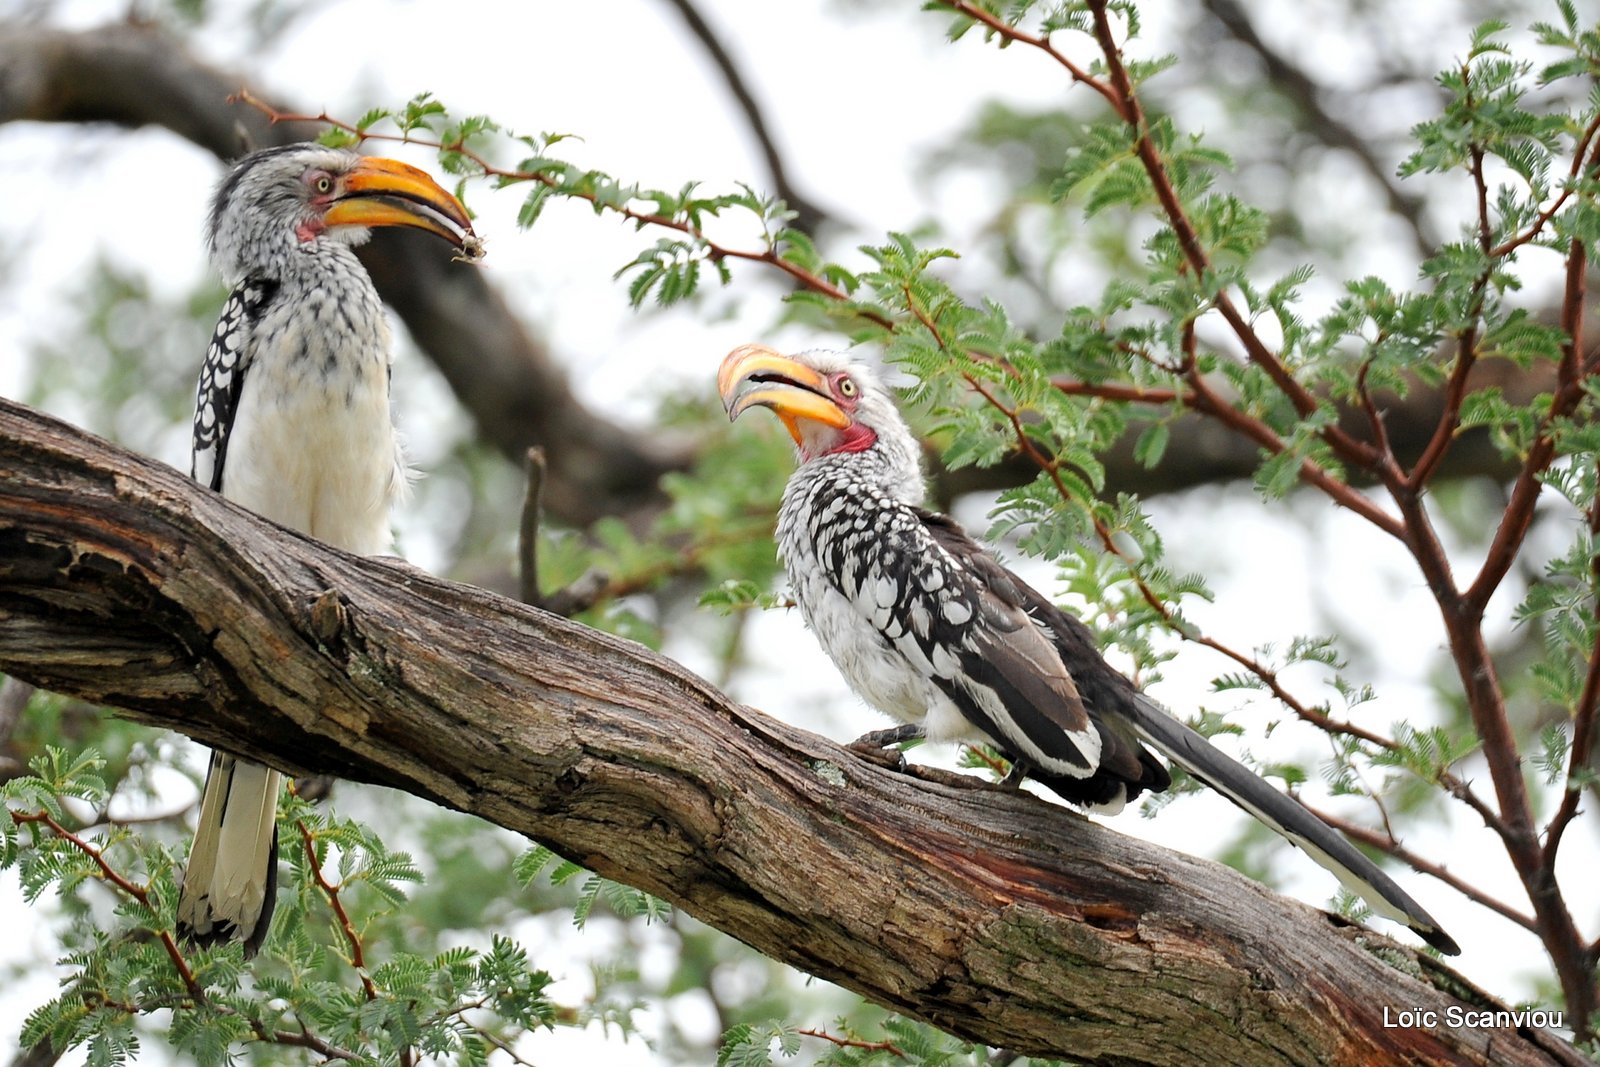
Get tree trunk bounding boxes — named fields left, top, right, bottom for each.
left=0, top=397, right=1583, bottom=1067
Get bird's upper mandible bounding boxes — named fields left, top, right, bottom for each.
left=206, top=144, right=480, bottom=283
left=717, top=343, right=925, bottom=505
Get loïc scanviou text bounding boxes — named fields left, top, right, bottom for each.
left=1382, top=1006, right=1564, bottom=1030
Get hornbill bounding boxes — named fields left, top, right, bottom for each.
left=718, top=343, right=1460, bottom=956
left=177, top=145, right=477, bottom=955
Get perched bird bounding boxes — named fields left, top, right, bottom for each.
left=177, top=144, right=477, bottom=955
left=718, top=342, right=1460, bottom=955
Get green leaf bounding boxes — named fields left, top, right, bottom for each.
left=317, top=127, right=360, bottom=150
left=1132, top=422, right=1170, bottom=468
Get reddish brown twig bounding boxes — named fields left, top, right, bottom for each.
left=297, top=820, right=378, bottom=1002
left=10, top=809, right=204, bottom=1001
left=1354, top=360, right=1402, bottom=483
left=9, top=810, right=378, bottom=1059
left=1487, top=111, right=1600, bottom=258
left=961, top=376, right=1506, bottom=841
left=1545, top=621, right=1600, bottom=868
left=799, top=1027, right=907, bottom=1058
left=229, top=91, right=894, bottom=333
left=952, top=5, right=1385, bottom=483
left=254, top=1021, right=363, bottom=1063
left=936, top=0, right=1128, bottom=120
left=1301, top=804, right=1536, bottom=934
left=1537, top=141, right=1600, bottom=873
left=1409, top=111, right=1494, bottom=491
left=962, top=745, right=1012, bottom=777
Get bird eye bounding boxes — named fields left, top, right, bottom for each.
left=838, top=376, right=858, bottom=398
left=313, top=175, right=333, bottom=194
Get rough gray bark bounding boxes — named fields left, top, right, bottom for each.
left=0, top=398, right=1584, bottom=1067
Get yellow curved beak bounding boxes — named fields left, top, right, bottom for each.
left=718, top=344, right=850, bottom=447
left=324, top=157, right=476, bottom=251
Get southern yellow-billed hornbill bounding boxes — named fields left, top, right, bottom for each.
left=719, top=343, right=1459, bottom=956
left=177, top=145, right=477, bottom=955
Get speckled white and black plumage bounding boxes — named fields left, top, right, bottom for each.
left=723, top=344, right=1459, bottom=955
left=178, top=145, right=440, bottom=956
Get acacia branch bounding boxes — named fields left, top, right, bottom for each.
left=0, top=17, right=1552, bottom=519
left=297, top=821, right=378, bottom=1002
left=228, top=92, right=891, bottom=333
left=939, top=0, right=1128, bottom=119
left=965, top=373, right=1502, bottom=844
left=0, top=400, right=1582, bottom=1067
left=945, top=4, right=1397, bottom=485
left=952, top=3, right=1595, bottom=1024
left=1300, top=805, right=1537, bottom=935
left=799, top=1028, right=906, bottom=1058
left=10, top=809, right=205, bottom=1001
left=1547, top=534, right=1600, bottom=868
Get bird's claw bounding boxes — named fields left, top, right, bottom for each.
left=847, top=744, right=909, bottom=773
left=845, top=724, right=923, bottom=773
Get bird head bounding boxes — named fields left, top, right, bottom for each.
left=718, top=343, right=925, bottom=503
left=207, top=144, right=476, bottom=281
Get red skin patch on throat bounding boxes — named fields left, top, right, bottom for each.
left=296, top=218, right=326, bottom=243
left=823, top=422, right=877, bottom=456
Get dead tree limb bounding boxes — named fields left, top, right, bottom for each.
left=0, top=397, right=1582, bottom=1067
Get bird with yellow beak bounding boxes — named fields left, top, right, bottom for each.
left=719, top=342, right=1458, bottom=956
left=178, top=145, right=478, bottom=955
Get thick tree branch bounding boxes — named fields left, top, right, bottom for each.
left=0, top=402, right=1584, bottom=1067
left=0, top=20, right=686, bottom=526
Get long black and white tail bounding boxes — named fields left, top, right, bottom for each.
left=1126, top=695, right=1459, bottom=955
left=176, top=752, right=281, bottom=957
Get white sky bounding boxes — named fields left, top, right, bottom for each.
left=0, top=0, right=1588, bottom=1062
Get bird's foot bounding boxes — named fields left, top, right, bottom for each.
left=997, top=757, right=1032, bottom=790
left=846, top=724, right=924, bottom=773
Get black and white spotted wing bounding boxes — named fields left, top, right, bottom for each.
left=805, top=473, right=1105, bottom=777
left=916, top=512, right=1171, bottom=806
left=191, top=278, right=277, bottom=492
